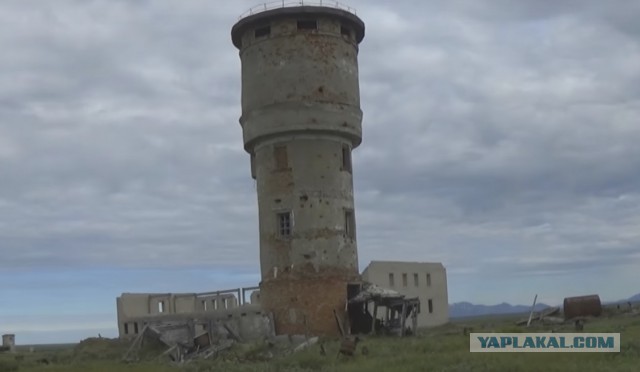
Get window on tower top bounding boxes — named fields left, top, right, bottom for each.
left=297, top=20, right=318, bottom=31
left=341, top=26, right=352, bottom=40
left=254, top=26, right=271, bottom=39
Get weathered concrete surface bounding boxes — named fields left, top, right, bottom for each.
left=256, top=137, right=359, bottom=276
left=232, top=7, right=366, bottom=336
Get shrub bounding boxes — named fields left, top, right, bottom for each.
left=0, top=359, right=20, bottom=372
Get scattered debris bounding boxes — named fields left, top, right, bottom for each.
left=293, top=337, right=319, bottom=352
left=516, top=306, right=561, bottom=326
left=120, top=312, right=276, bottom=365
left=337, top=336, right=360, bottom=357
left=541, top=316, right=564, bottom=325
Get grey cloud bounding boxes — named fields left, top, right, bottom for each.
left=1, top=0, right=639, bottom=286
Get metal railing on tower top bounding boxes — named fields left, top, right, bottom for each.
left=238, top=1, right=357, bottom=20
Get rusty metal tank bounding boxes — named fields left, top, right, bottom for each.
left=563, top=294, right=602, bottom=319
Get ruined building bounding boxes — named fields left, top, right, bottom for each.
left=362, top=261, right=449, bottom=327
left=231, top=5, right=365, bottom=335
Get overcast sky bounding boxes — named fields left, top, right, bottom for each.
left=1, top=0, right=639, bottom=344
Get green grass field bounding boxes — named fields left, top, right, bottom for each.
left=2, top=313, right=639, bottom=372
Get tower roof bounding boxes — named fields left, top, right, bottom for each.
left=231, top=5, right=365, bottom=49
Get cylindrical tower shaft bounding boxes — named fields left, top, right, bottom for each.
left=232, top=5, right=365, bottom=336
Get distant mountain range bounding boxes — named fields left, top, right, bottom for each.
left=607, top=292, right=640, bottom=305
left=630, top=293, right=640, bottom=302
left=449, top=301, right=550, bottom=318
left=450, top=292, right=640, bottom=318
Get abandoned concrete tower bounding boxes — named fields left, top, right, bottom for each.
left=231, top=4, right=365, bottom=335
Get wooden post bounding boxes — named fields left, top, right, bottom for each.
left=333, top=309, right=345, bottom=337
left=411, top=307, right=418, bottom=335
left=371, top=302, right=378, bottom=335
left=400, top=301, right=407, bottom=337
left=385, top=307, right=390, bottom=326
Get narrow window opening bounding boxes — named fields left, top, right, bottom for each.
left=213, top=299, right=218, bottom=310
left=223, top=298, right=228, bottom=309
left=274, top=145, right=288, bottom=170
left=254, top=26, right=271, bottom=38
left=402, top=273, right=408, bottom=287
left=297, top=20, right=317, bottom=31
left=342, top=145, right=352, bottom=173
left=158, top=301, right=165, bottom=313
left=388, top=273, right=395, bottom=287
left=124, top=323, right=129, bottom=335
left=344, top=210, right=355, bottom=239
left=413, top=273, right=419, bottom=286
left=426, top=273, right=432, bottom=287
left=428, top=299, right=433, bottom=313
left=250, top=153, right=256, bottom=179
left=202, top=300, right=208, bottom=311
left=134, top=322, right=139, bottom=334
left=277, top=211, right=292, bottom=237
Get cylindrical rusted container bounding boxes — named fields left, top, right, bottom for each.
left=563, top=295, right=602, bottom=319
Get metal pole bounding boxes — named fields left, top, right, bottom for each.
left=526, top=294, right=538, bottom=327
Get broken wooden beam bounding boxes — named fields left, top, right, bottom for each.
left=334, top=309, right=345, bottom=337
